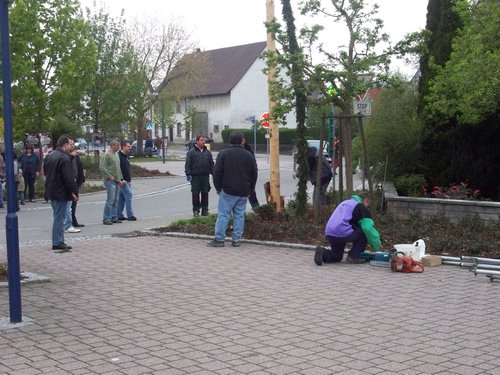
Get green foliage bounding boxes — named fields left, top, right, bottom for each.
left=365, top=79, right=424, bottom=181
left=394, top=174, right=426, bottom=197
left=9, top=0, right=96, bottom=138
left=84, top=5, right=146, bottom=136
left=425, top=0, right=500, bottom=124
left=418, top=0, right=462, bottom=109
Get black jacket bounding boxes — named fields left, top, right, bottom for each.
left=118, top=151, right=132, bottom=182
left=185, top=146, right=214, bottom=176
left=307, top=146, right=332, bottom=185
left=43, top=148, right=78, bottom=201
left=71, top=154, right=85, bottom=187
left=213, top=145, right=257, bottom=196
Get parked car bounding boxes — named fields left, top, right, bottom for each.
left=131, top=140, right=159, bottom=157
left=307, top=139, right=331, bottom=162
left=185, top=136, right=214, bottom=150
left=74, top=138, right=87, bottom=150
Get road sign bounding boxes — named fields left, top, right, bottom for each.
left=260, top=112, right=270, bottom=128
left=353, top=100, right=372, bottom=116
left=146, top=122, right=153, bottom=130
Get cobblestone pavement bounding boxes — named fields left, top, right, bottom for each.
left=1, top=235, right=499, bottom=374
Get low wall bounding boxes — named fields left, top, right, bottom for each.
left=383, top=182, right=500, bottom=222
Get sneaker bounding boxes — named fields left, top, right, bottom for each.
left=103, top=220, right=113, bottom=225
left=207, top=240, right=225, bottom=247
left=193, top=211, right=200, bottom=217
left=314, top=246, right=324, bottom=266
left=117, top=216, right=127, bottom=221
left=52, top=243, right=72, bottom=251
left=201, top=210, right=209, bottom=216
left=65, top=226, right=81, bottom=233
left=127, top=216, right=137, bottom=221
left=111, top=219, right=122, bottom=223
left=346, top=256, right=367, bottom=264
left=231, top=241, right=241, bottom=247
left=73, top=223, right=85, bottom=228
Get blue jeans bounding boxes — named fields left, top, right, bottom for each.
left=64, top=200, right=72, bottom=229
left=103, top=179, right=119, bottom=222
left=51, top=200, right=68, bottom=246
left=117, top=181, right=134, bottom=218
left=214, top=189, right=248, bottom=242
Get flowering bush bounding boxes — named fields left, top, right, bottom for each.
left=430, top=181, right=480, bottom=200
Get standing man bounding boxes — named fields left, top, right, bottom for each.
left=70, top=144, right=86, bottom=228
left=314, top=192, right=381, bottom=265
left=185, top=135, right=214, bottom=216
left=100, top=139, right=125, bottom=225
left=117, top=141, right=137, bottom=221
left=19, top=144, right=41, bottom=202
left=207, top=132, right=257, bottom=247
left=43, top=135, right=79, bottom=251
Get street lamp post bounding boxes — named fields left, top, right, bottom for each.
left=161, top=99, right=166, bottom=164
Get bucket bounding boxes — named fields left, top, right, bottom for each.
left=393, top=239, right=426, bottom=261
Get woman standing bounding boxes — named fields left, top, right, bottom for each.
left=19, top=144, right=41, bottom=202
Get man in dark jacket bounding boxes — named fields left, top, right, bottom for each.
left=185, top=135, right=214, bottom=216
left=43, top=135, right=79, bottom=251
left=307, top=146, right=332, bottom=205
left=314, top=192, right=381, bottom=265
left=70, top=145, right=85, bottom=228
left=207, top=132, right=257, bottom=247
left=117, top=141, right=137, bottom=221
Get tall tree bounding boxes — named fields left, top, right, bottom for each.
left=418, top=0, right=462, bottom=112
left=124, top=17, right=198, bottom=153
left=267, top=0, right=423, bottom=204
left=83, top=4, right=144, bottom=138
left=9, top=0, right=96, bottom=138
left=420, top=0, right=500, bottom=199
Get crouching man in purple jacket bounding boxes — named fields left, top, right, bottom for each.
left=314, top=192, right=381, bottom=265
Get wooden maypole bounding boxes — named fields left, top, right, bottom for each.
left=266, top=0, right=282, bottom=212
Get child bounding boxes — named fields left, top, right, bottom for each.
left=16, top=168, right=25, bottom=205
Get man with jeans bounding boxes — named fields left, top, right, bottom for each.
left=100, top=139, right=125, bottom=225
left=207, top=132, right=257, bottom=247
left=43, top=135, right=79, bottom=251
left=117, top=141, right=137, bottom=221
left=314, top=192, right=381, bottom=265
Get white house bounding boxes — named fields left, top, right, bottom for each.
left=161, top=41, right=297, bottom=142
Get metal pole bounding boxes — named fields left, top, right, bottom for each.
left=1, top=0, right=23, bottom=323
left=161, top=99, right=166, bottom=164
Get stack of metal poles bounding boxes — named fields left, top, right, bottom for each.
left=441, top=255, right=500, bottom=282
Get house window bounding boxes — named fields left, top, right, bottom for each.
left=176, top=103, right=181, bottom=114
left=176, top=122, right=182, bottom=137
left=213, top=125, right=219, bottom=133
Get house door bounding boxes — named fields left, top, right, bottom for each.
left=193, top=112, right=208, bottom=137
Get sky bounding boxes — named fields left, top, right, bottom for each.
left=78, top=0, right=428, bottom=76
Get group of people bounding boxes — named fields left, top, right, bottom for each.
left=189, top=133, right=380, bottom=263
left=0, top=145, right=47, bottom=211
left=43, top=136, right=136, bottom=252
left=43, top=131, right=379, bottom=263
left=184, top=133, right=259, bottom=247
left=99, top=139, right=136, bottom=225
